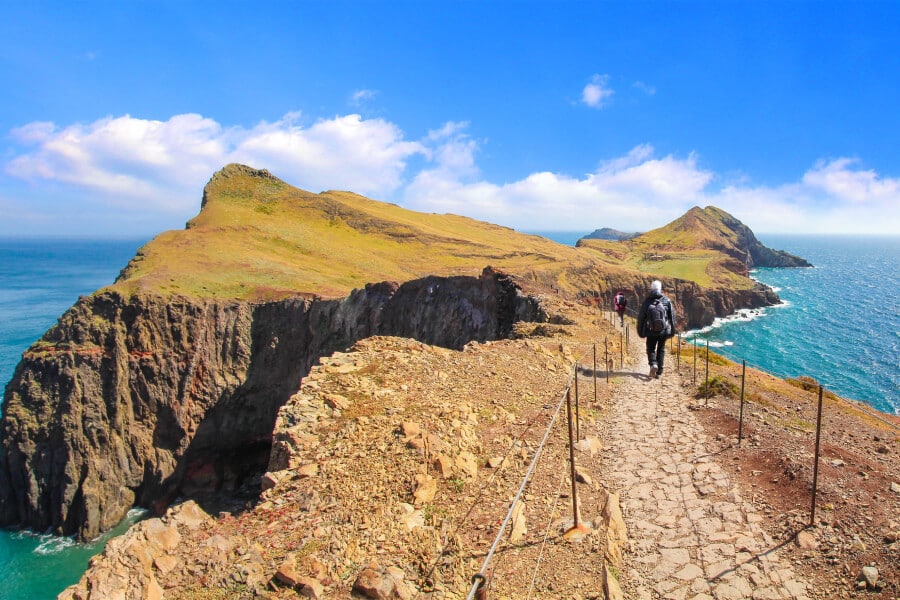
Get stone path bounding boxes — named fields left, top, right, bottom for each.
left=604, top=341, right=812, bottom=600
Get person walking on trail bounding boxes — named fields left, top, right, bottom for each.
left=637, top=280, right=676, bottom=379
left=613, top=291, right=627, bottom=326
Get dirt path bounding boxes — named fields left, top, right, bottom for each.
left=600, top=333, right=813, bottom=600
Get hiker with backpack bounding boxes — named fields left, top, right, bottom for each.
left=613, top=291, right=627, bottom=326
left=637, top=280, right=677, bottom=379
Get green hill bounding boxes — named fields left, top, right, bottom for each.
left=112, top=165, right=806, bottom=303
left=114, top=164, right=610, bottom=300
left=577, top=206, right=810, bottom=289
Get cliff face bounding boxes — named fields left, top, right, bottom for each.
left=589, top=273, right=780, bottom=331
left=0, top=267, right=544, bottom=540
left=679, top=206, right=812, bottom=269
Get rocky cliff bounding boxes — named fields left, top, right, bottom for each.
left=0, top=165, right=807, bottom=544
left=666, top=206, right=812, bottom=269
left=0, top=268, right=544, bottom=540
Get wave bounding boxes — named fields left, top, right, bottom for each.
left=33, top=535, right=77, bottom=555
left=28, top=507, right=148, bottom=555
left=681, top=306, right=774, bottom=338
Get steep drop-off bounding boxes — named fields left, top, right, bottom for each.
left=0, top=164, right=805, bottom=542
left=0, top=268, right=544, bottom=539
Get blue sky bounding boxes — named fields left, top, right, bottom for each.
left=1, top=1, right=899, bottom=237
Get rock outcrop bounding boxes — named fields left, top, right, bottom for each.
left=671, top=206, right=812, bottom=269
left=0, top=268, right=545, bottom=540
left=0, top=166, right=810, bottom=550
left=581, top=227, right=639, bottom=241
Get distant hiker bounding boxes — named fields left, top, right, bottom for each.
left=613, top=291, right=627, bottom=326
left=637, top=280, right=676, bottom=379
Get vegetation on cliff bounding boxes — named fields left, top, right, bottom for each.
left=112, top=164, right=803, bottom=304
left=0, top=163, right=810, bottom=545
left=578, top=205, right=811, bottom=288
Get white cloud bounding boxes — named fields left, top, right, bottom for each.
left=633, top=81, right=656, bottom=96
left=233, top=113, right=424, bottom=195
left=404, top=144, right=899, bottom=235
left=3, top=112, right=898, bottom=236
left=5, top=112, right=426, bottom=216
left=350, top=89, right=378, bottom=106
left=405, top=144, right=712, bottom=231
left=802, top=158, right=900, bottom=204
left=582, top=74, right=614, bottom=109
left=8, top=114, right=226, bottom=209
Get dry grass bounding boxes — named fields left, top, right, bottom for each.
left=107, top=166, right=769, bottom=302
left=111, top=167, right=608, bottom=301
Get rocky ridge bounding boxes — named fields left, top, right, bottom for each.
left=59, top=302, right=899, bottom=599
left=0, top=165, right=825, bottom=588
left=0, top=268, right=543, bottom=540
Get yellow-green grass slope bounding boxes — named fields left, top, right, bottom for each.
left=577, top=206, right=760, bottom=290
left=112, top=165, right=775, bottom=302
left=113, top=165, right=632, bottom=301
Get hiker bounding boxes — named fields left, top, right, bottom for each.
left=637, top=280, right=676, bottom=379
left=613, top=291, right=627, bottom=326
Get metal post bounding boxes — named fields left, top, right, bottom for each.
left=738, top=360, right=746, bottom=445
left=592, top=343, right=597, bottom=405
left=810, top=385, right=825, bottom=526
left=574, top=364, right=581, bottom=441
left=705, top=340, right=710, bottom=397
left=566, top=388, right=580, bottom=529
left=693, top=339, right=697, bottom=385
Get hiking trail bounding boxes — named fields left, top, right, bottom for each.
left=596, top=329, right=813, bottom=600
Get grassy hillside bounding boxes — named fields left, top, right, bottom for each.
left=112, top=165, right=786, bottom=301
left=113, top=165, right=615, bottom=300
left=577, top=206, right=761, bottom=290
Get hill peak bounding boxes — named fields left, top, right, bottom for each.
left=210, top=163, right=281, bottom=183
left=648, top=205, right=811, bottom=269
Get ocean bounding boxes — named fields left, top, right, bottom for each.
left=0, top=233, right=897, bottom=597
left=683, top=234, right=899, bottom=416
left=0, top=238, right=148, bottom=600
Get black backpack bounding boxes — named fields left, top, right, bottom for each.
left=646, top=298, right=668, bottom=335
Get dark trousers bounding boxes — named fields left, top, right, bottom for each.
left=646, top=336, right=666, bottom=373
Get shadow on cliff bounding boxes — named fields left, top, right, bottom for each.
left=146, top=268, right=549, bottom=518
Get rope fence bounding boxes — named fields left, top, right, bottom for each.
left=461, top=302, right=897, bottom=598
left=676, top=332, right=899, bottom=528
left=464, top=341, right=612, bottom=599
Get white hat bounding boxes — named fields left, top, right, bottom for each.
left=651, top=280, right=662, bottom=293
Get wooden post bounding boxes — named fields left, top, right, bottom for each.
left=566, top=388, right=580, bottom=529
left=676, top=335, right=681, bottom=371
left=574, top=364, right=581, bottom=441
left=738, top=360, right=746, bottom=445
left=620, top=332, right=624, bottom=368
left=810, top=385, right=825, bottom=526
left=693, top=339, right=697, bottom=385
left=705, top=340, right=710, bottom=397
left=605, top=338, right=610, bottom=384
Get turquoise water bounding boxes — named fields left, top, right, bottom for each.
left=682, top=235, right=899, bottom=415
left=0, top=238, right=147, bottom=600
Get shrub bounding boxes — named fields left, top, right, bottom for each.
left=787, top=375, right=820, bottom=392
left=697, top=375, right=739, bottom=399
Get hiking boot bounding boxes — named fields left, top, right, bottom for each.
left=656, top=370, right=662, bottom=379
left=648, top=365, right=658, bottom=378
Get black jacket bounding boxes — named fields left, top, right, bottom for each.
left=637, top=291, right=676, bottom=338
